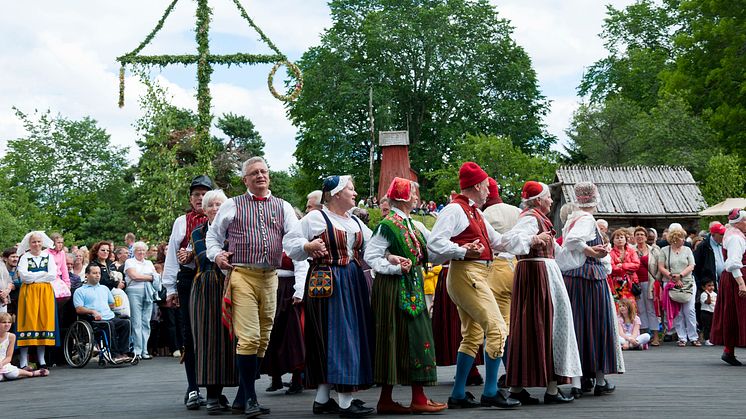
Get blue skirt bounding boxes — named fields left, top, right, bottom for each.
left=304, top=261, right=374, bottom=390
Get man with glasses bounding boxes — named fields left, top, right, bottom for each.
left=163, top=175, right=214, bottom=410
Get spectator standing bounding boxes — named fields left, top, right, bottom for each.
left=125, top=241, right=158, bottom=362
left=16, top=231, right=58, bottom=370
left=113, top=246, right=129, bottom=272
left=3, top=249, right=20, bottom=318
left=700, top=280, right=717, bottom=346
left=694, top=223, right=726, bottom=321
left=65, top=254, right=82, bottom=290
left=659, top=227, right=699, bottom=347
left=89, top=241, right=120, bottom=290
left=47, top=233, right=70, bottom=292
left=608, top=229, right=641, bottom=308
left=633, top=226, right=661, bottom=345
left=125, top=232, right=136, bottom=259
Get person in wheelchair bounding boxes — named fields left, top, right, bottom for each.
left=72, top=265, right=131, bottom=363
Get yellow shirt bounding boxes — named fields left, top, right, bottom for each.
left=423, top=264, right=442, bottom=295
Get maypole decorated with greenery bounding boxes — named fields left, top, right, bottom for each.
left=117, top=0, right=303, bottom=173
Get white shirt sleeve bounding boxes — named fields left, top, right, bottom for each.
left=292, top=259, right=309, bottom=300
left=364, top=232, right=402, bottom=276
left=163, top=215, right=186, bottom=296
left=723, top=234, right=746, bottom=278
left=206, top=198, right=237, bottom=262
left=563, top=213, right=596, bottom=251
left=427, top=204, right=469, bottom=264
left=282, top=200, right=301, bottom=235
left=500, top=215, right=538, bottom=256
left=283, top=210, right=327, bottom=261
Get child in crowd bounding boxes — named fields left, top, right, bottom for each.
left=700, top=280, right=717, bottom=346
left=0, top=312, right=49, bottom=380
left=618, top=298, right=650, bottom=350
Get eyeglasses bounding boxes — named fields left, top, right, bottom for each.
left=99, top=249, right=110, bottom=253
left=246, top=169, right=269, bottom=177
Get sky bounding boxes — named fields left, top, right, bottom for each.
left=0, top=0, right=635, bottom=171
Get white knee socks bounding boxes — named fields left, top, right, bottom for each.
left=314, top=384, right=331, bottom=404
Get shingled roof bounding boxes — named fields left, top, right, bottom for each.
left=554, top=166, right=707, bottom=217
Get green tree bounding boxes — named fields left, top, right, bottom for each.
left=428, top=134, right=558, bottom=206
left=700, top=153, right=746, bottom=206
left=289, top=0, right=552, bottom=198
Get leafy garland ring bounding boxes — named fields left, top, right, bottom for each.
left=267, top=60, right=303, bottom=102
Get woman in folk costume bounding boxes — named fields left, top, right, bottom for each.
left=15, top=231, right=58, bottom=370
left=500, top=181, right=581, bottom=405
left=560, top=182, right=624, bottom=398
left=283, top=175, right=375, bottom=418
left=710, top=209, right=746, bottom=366
left=364, top=177, right=447, bottom=414
left=187, top=189, right=239, bottom=413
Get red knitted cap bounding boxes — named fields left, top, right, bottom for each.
left=459, top=162, right=488, bottom=190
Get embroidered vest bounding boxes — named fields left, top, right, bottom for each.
left=517, top=208, right=555, bottom=260
left=227, top=194, right=286, bottom=267
left=450, top=195, right=493, bottom=261
left=314, top=211, right=364, bottom=266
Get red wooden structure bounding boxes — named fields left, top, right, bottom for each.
left=377, top=131, right=418, bottom=199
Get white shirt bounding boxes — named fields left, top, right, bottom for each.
left=501, top=214, right=562, bottom=257
left=284, top=208, right=373, bottom=261
left=124, top=258, right=156, bottom=290
left=364, top=207, right=430, bottom=275
left=206, top=191, right=299, bottom=263
left=427, top=201, right=504, bottom=265
left=558, top=211, right=598, bottom=271
left=163, top=214, right=195, bottom=295
left=276, top=259, right=310, bottom=300
left=18, top=250, right=57, bottom=284
left=700, top=291, right=717, bottom=312
left=723, top=230, right=745, bottom=279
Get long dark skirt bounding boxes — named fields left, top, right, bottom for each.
left=506, top=261, right=557, bottom=387
left=711, top=269, right=746, bottom=347
left=190, top=270, right=238, bottom=387
left=304, top=261, right=373, bottom=392
left=432, top=266, right=483, bottom=366
left=564, top=275, right=619, bottom=376
left=261, top=274, right=305, bottom=376
left=372, top=273, right=437, bottom=386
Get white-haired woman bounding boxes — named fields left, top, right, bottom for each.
left=560, top=182, right=624, bottom=397
left=283, top=175, right=375, bottom=417
left=658, top=227, right=698, bottom=347
left=711, top=209, right=746, bottom=365
left=125, top=241, right=158, bottom=362
left=16, top=231, right=58, bottom=370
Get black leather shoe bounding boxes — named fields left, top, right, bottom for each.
left=218, top=395, right=231, bottom=412
left=581, top=377, right=594, bottom=392
left=245, top=398, right=269, bottom=418
left=480, top=390, right=521, bottom=408
left=447, top=391, right=481, bottom=409
left=285, top=382, right=303, bottom=395
left=509, top=389, right=540, bottom=405
left=594, top=380, right=616, bottom=396
left=200, top=393, right=208, bottom=407
left=266, top=382, right=284, bottom=392
left=543, top=389, right=574, bottom=404
left=497, top=374, right=506, bottom=388
left=570, top=387, right=583, bottom=399
left=313, top=399, right=341, bottom=414
left=722, top=352, right=743, bottom=366
left=206, top=398, right=222, bottom=415
left=338, top=403, right=374, bottom=418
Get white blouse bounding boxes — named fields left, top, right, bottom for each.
left=283, top=208, right=373, bottom=261
left=18, top=250, right=57, bottom=284
left=500, top=214, right=562, bottom=257
left=723, top=229, right=745, bottom=279
left=364, top=207, right=430, bottom=275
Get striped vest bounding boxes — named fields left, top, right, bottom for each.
left=517, top=208, right=555, bottom=260
left=226, top=193, right=286, bottom=267
left=563, top=217, right=607, bottom=280
left=314, top=211, right=364, bottom=266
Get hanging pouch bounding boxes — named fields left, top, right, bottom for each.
left=308, top=264, right=334, bottom=298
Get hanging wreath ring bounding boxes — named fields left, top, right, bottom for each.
left=267, top=60, right=303, bottom=102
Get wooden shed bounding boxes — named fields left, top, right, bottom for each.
left=549, top=166, right=708, bottom=233
left=377, top=131, right=418, bottom=199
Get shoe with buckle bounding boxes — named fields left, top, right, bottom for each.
left=509, top=388, right=540, bottom=405
left=721, top=352, right=742, bottom=366
left=244, top=398, right=269, bottom=418
left=543, top=389, right=574, bottom=404
left=186, top=390, right=201, bottom=410
left=338, top=402, right=374, bottom=418
left=447, top=391, right=481, bottom=409
left=594, top=380, right=616, bottom=396
left=313, top=399, right=341, bottom=414
left=480, top=389, right=521, bottom=408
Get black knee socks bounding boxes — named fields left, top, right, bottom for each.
left=237, top=354, right=258, bottom=401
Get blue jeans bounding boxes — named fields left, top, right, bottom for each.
left=126, top=287, right=153, bottom=356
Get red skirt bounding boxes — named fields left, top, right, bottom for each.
left=710, top=269, right=746, bottom=348
left=432, top=266, right=483, bottom=366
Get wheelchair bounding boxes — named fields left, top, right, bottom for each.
left=63, top=315, right=137, bottom=368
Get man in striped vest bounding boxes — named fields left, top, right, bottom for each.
left=207, top=157, right=299, bottom=418
left=428, top=162, right=520, bottom=410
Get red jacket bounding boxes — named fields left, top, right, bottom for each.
left=610, top=244, right=641, bottom=283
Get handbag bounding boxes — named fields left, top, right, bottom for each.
left=631, top=280, right=642, bottom=297
left=666, top=247, right=693, bottom=303
left=51, top=278, right=71, bottom=300
left=308, top=265, right=333, bottom=298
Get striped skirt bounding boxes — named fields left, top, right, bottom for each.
left=304, top=261, right=373, bottom=391
left=16, top=282, right=58, bottom=347
left=190, top=270, right=238, bottom=387
left=372, top=273, right=437, bottom=386
left=564, top=275, right=621, bottom=376
left=261, top=274, right=305, bottom=376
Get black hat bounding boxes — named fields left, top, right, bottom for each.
left=189, top=175, right=214, bottom=192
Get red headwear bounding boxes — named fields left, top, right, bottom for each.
left=709, top=222, right=726, bottom=235
left=459, top=162, right=488, bottom=190
left=483, top=177, right=503, bottom=207
left=521, top=180, right=549, bottom=202
left=386, top=177, right=413, bottom=202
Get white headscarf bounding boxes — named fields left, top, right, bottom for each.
left=17, top=231, right=54, bottom=256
